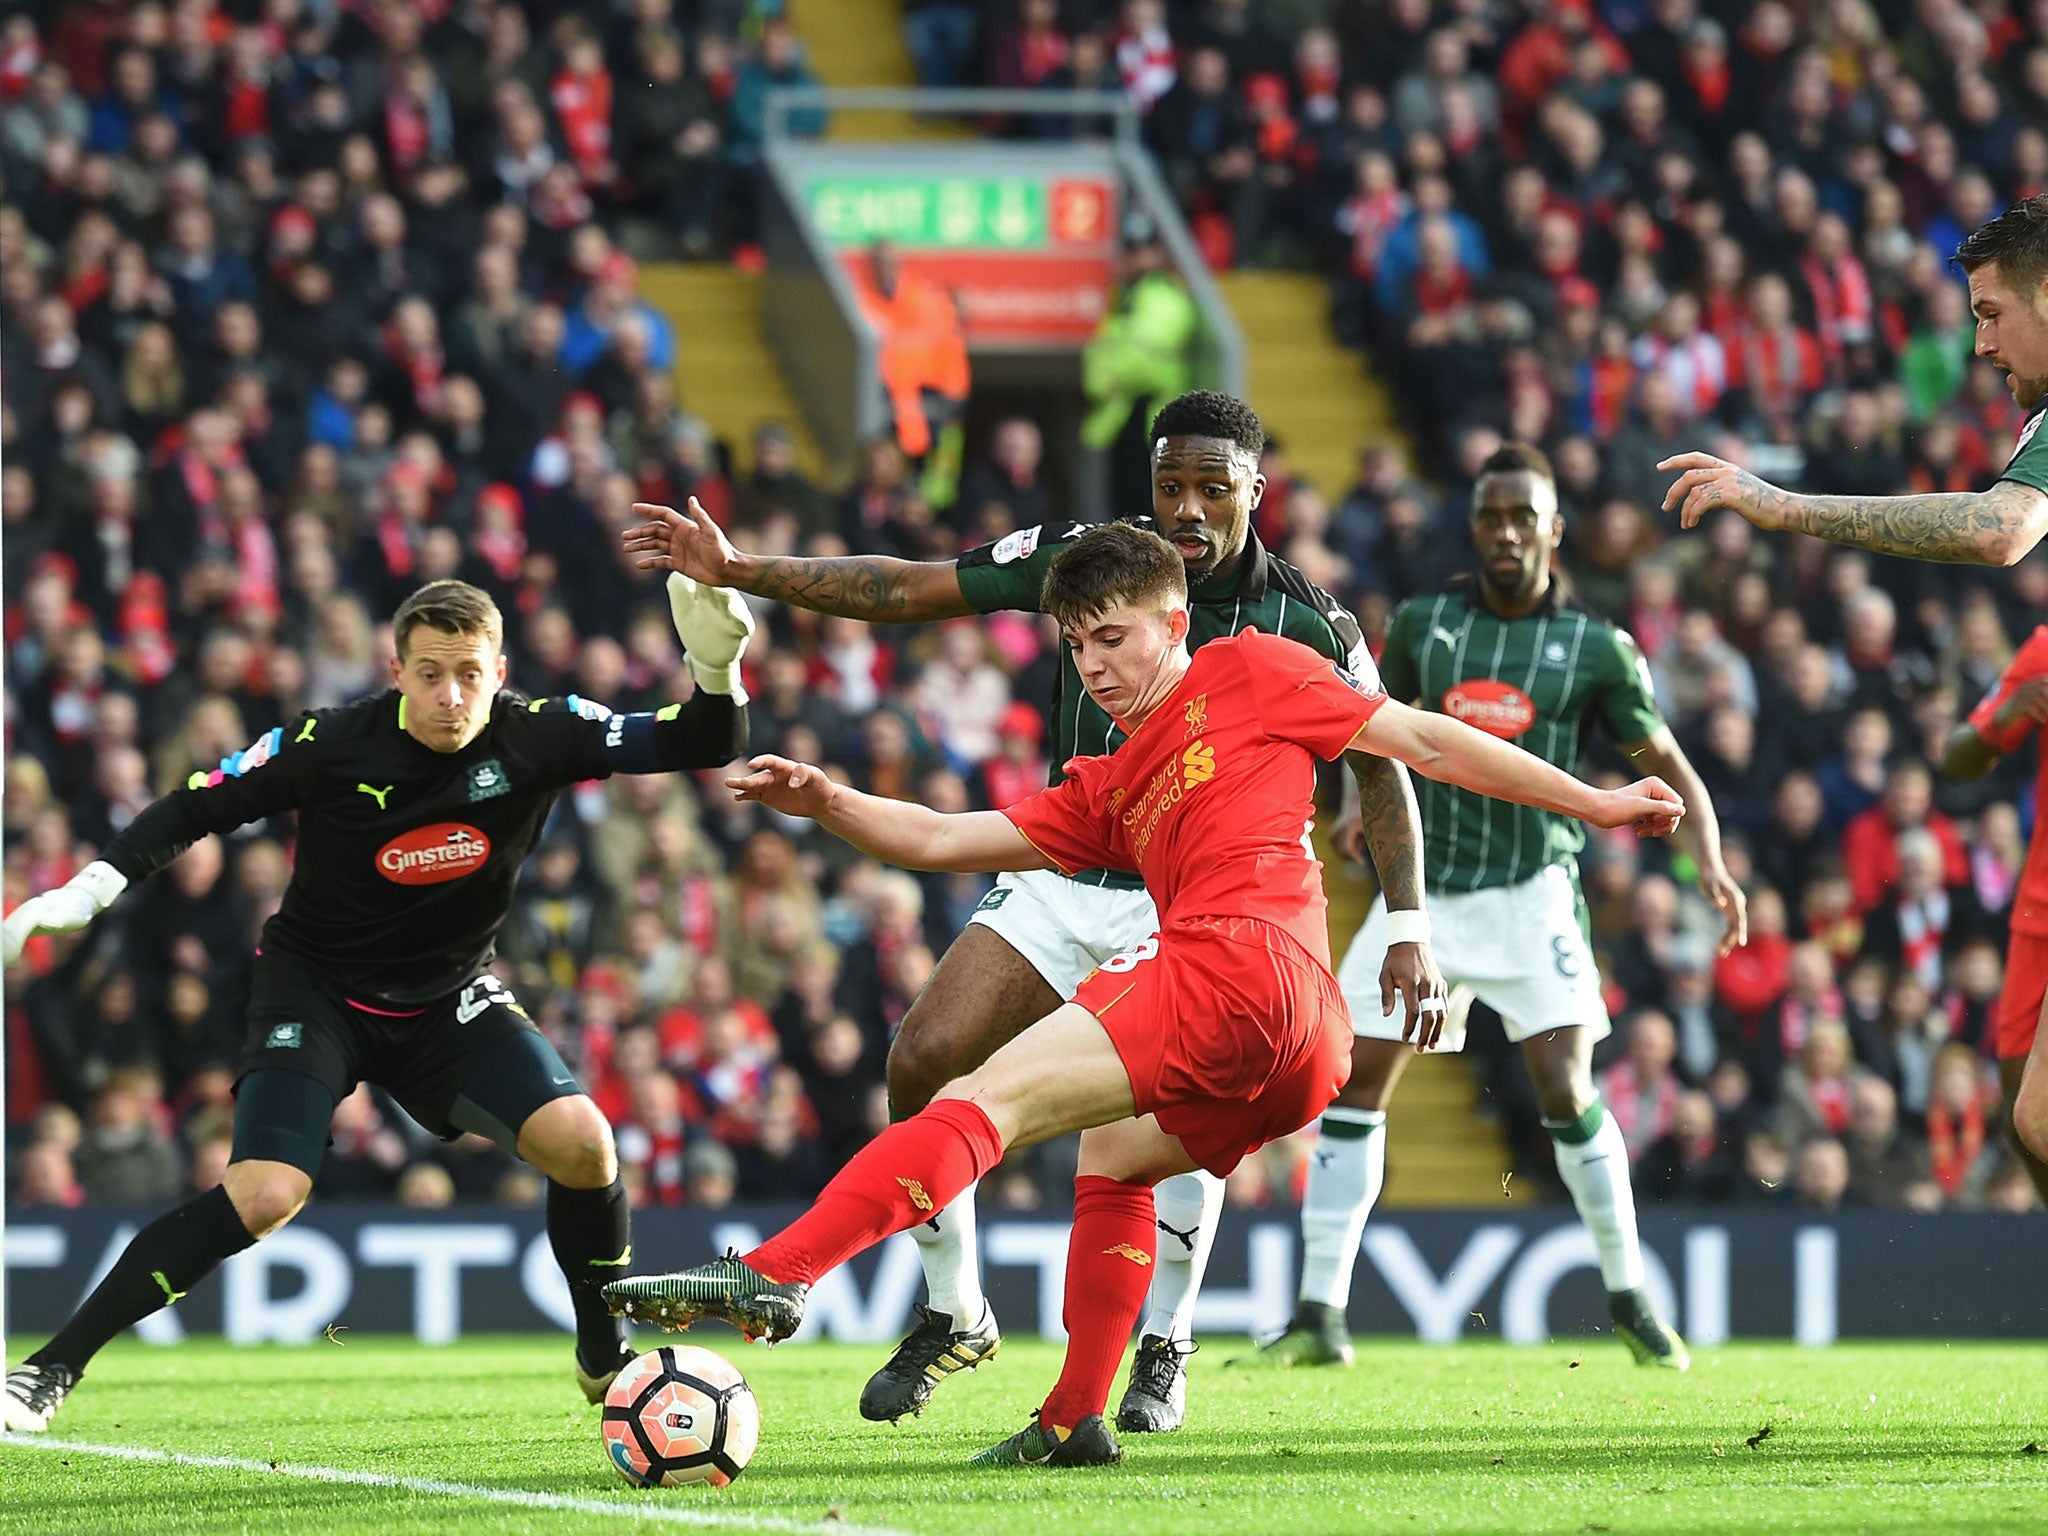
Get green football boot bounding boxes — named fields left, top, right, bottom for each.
left=1609, top=1288, right=1691, bottom=1371
left=1226, top=1301, right=1355, bottom=1368
left=602, top=1252, right=807, bottom=1343
left=969, top=1413, right=1122, bottom=1468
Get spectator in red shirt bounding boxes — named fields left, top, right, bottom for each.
left=549, top=25, right=614, bottom=192
left=1716, top=886, right=1794, bottom=1037
left=1841, top=761, right=1969, bottom=915
left=1497, top=0, right=1628, bottom=144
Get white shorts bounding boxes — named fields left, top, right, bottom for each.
left=1337, top=863, right=1610, bottom=1050
left=967, top=867, right=1162, bottom=999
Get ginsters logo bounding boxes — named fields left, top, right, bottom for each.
left=1442, top=679, right=1536, bottom=739
left=376, top=823, right=492, bottom=885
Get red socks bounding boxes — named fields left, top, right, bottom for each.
left=746, top=1097, right=1005, bottom=1287
left=1039, top=1174, right=1156, bottom=1432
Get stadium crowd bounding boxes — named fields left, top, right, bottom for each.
left=2, top=0, right=2045, bottom=1221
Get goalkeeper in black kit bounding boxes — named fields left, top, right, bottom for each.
left=2, top=575, right=754, bottom=1433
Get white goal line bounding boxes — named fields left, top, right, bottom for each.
left=1, top=1435, right=916, bottom=1536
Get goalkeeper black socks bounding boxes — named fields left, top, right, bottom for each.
left=547, top=1177, right=632, bottom=1369
left=30, top=1185, right=256, bottom=1374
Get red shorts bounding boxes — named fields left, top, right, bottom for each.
left=1996, top=928, right=2048, bottom=1059
left=1071, top=915, right=1353, bottom=1177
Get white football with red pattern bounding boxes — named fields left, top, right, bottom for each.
left=601, top=1345, right=759, bottom=1488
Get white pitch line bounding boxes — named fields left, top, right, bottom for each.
left=3, top=1436, right=915, bottom=1536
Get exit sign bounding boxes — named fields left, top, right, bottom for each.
left=806, top=174, right=1114, bottom=252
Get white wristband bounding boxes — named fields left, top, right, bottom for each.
left=1385, top=907, right=1431, bottom=947
left=73, top=861, right=129, bottom=912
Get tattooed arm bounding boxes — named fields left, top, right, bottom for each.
left=621, top=497, right=975, bottom=620
left=1659, top=454, right=2048, bottom=566
left=1345, top=752, right=1424, bottom=910
left=726, top=552, right=972, bottom=621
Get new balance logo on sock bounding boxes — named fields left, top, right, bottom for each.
left=151, top=1270, right=187, bottom=1305
left=1102, top=1243, right=1152, bottom=1267
left=1157, top=1218, right=1199, bottom=1255
left=897, top=1177, right=934, bottom=1213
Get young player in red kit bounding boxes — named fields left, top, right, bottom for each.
left=1945, top=623, right=2048, bottom=1200
left=605, top=524, right=1683, bottom=1466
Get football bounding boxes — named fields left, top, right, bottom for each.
left=601, top=1346, right=761, bottom=1488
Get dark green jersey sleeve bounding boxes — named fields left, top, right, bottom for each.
left=101, top=711, right=328, bottom=882
left=1378, top=599, right=1426, bottom=704
left=1594, top=624, right=1666, bottom=744
left=1998, top=408, right=2048, bottom=494
left=954, top=522, right=1092, bottom=614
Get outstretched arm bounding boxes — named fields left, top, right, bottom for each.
left=1351, top=700, right=1684, bottom=833
left=728, top=755, right=1051, bottom=873
left=5, top=713, right=321, bottom=964
left=1618, top=726, right=1747, bottom=952
left=623, top=499, right=975, bottom=621
left=1660, top=453, right=2048, bottom=566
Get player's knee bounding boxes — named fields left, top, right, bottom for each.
left=885, top=1020, right=958, bottom=1119
left=222, top=1162, right=310, bottom=1238
left=1335, top=1041, right=1408, bottom=1111
left=1526, top=1048, right=1593, bottom=1122
left=538, top=1105, right=617, bottom=1188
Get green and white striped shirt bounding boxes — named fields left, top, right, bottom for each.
left=1381, top=579, right=1664, bottom=894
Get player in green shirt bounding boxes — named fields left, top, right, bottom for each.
left=1660, top=197, right=2048, bottom=566
left=621, top=392, right=1441, bottom=1433
left=1237, top=443, right=1746, bottom=1372
left=1660, top=197, right=2048, bottom=1162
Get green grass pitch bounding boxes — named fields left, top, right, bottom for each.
left=4, top=1335, right=2046, bottom=1535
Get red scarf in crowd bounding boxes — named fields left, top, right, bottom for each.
left=1580, top=354, right=1636, bottom=441
left=385, top=91, right=430, bottom=172
left=1412, top=264, right=1473, bottom=315
left=1928, top=1093, right=1988, bottom=1196
left=1800, top=249, right=1874, bottom=356
left=551, top=66, right=613, bottom=175
left=1732, top=322, right=1825, bottom=424
left=222, top=75, right=270, bottom=141
left=1805, top=1072, right=1853, bottom=1135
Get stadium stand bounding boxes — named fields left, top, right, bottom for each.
left=3, top=0, right=2044, bottom=1221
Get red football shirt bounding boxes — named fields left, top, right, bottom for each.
left=1970, top=624, right=2048, bottom=936
left=1003, top=630, right=1387, bottom=966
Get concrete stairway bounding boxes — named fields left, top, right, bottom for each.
left=1216, top=270, right=1401, bottom=501
left=638, top=265, right=831, bottom=485
left=789, top=0, right=969, bottom=140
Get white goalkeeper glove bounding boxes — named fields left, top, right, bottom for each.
left=3, top=860, right=128, bottom=966
left=667, top=571, right=755, bottom=704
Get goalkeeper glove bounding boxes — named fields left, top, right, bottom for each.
left=667, top=572, right=756, bottom=704
left=3, top=861, right=128, bottom=966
